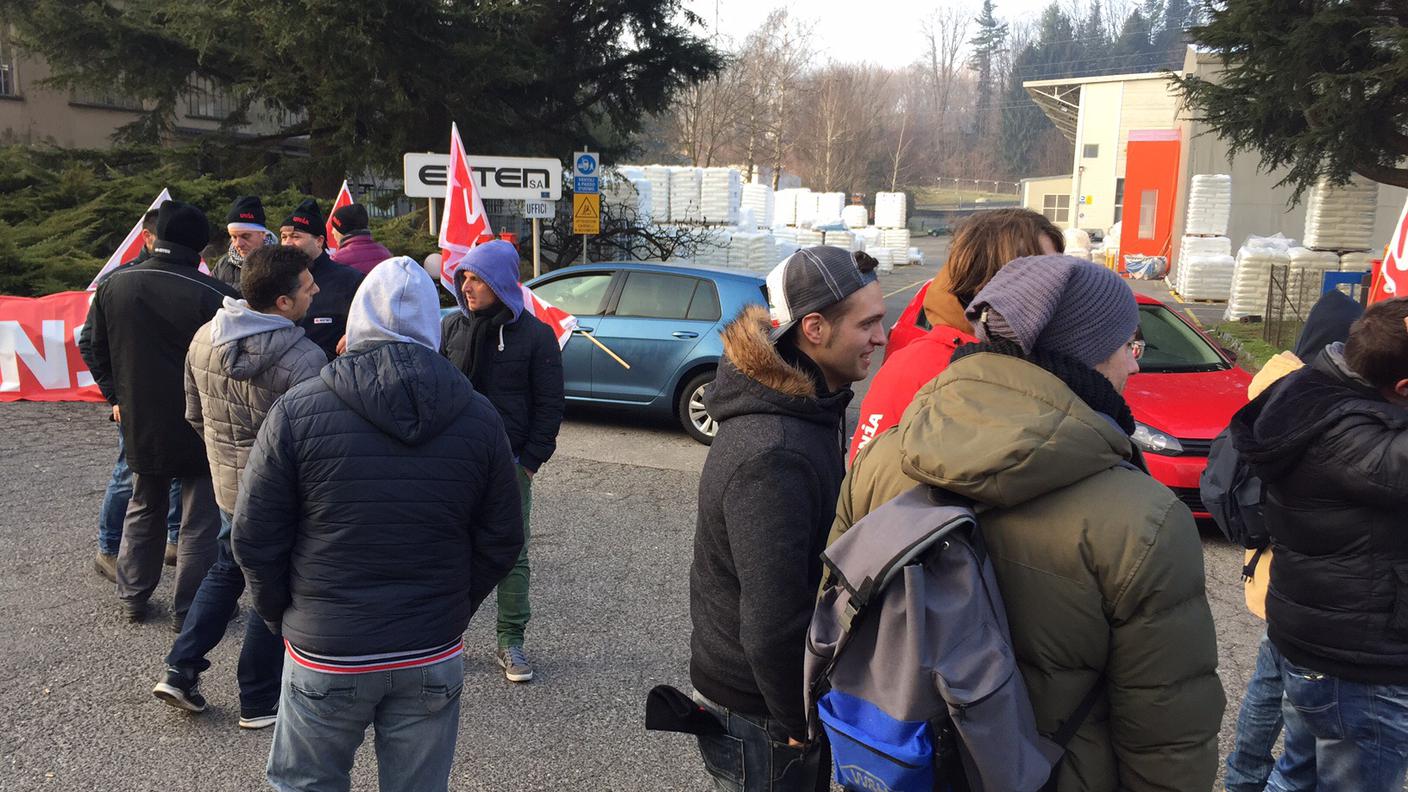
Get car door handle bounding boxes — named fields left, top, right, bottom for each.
left=576, top=326, right=594, bottom=333
left=672, top=331, right=699, bottom=339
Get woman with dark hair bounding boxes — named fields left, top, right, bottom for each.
left=849, top=208, right=1063, bottom=461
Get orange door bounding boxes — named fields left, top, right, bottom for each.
left=1119, top=130, right=1181, bottom=266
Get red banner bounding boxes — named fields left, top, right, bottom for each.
left=0, top=291, right=106, bottom=402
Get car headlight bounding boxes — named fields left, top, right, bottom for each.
left=1132, top=422, right=1184, bottom=455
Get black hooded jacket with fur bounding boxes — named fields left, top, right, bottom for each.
left=689, top=305, right=853, bottom=740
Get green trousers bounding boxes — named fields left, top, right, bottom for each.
left=496, top=466, right=532, bottom=648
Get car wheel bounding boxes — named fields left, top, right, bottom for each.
left=677, top=371, right=717, bottom=445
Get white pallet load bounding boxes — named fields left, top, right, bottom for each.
left=1225, top=236, right=1291, bottom=320
left=909, top=247, right=925, bottom=267
left=878, top=227, right=911, bottom=253
left=1286, top=247, right=1342, bottom=315
left=1303, top=176, right=1379, bottom=251
left=774, top=188, right=802, bottom=227
left=669, top=167, right=703, bottom=223
left=741, top=183, right=775, bottom=228
left=874, top=191, right=907, bottom=229
left=795, top=189, right=819, bottom=227
left=842, top=204, right=869, bottom=229
left=1179, top=254, right=1236, bottom=301
left=1176, top=235, right=1233, bottom=293
left=857, top=226, right=882, bottom=250
left=604, top=167, right=653, bottom=224
left=700, top=167, right=742, bottom=226
left=869, top=247, right=895, bottom=274
left=796, top=227, right=826, bottom=248
left=815, top=192, right=847, bottom=225
left=1340, top=250, right=1375, bottom=273
left=690, top=227, right=731, bottom=268
left=728, top=230, right=778, bottom=271
left=774, top=239, right=801, bottom=264
left=823, top=230, right=860, bottom=252
left=1185, top=174, right=1232, bottom=236
left=643, top=166, right=672, bottom=224
left=888, top=248, right=908, bottom=270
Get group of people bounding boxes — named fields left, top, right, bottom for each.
left=78, top=193, right=564, bottom=791
left=70, top=192, right=1408, bottom=791
left=685, top=208, right=1408, bottom=792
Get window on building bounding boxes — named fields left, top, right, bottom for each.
left=70, top=88, right=143, bottom=111
left=1041, top=193, right=1070, bottom=224
left=1138, top=189, right=1158, bottom=240
left=1113, top=178, right=1125, bottom=224
left=1083, top=144, right=1099, bottom=158
left=0, top=22, right=17, bottom=97
left=186, top=75, right=238, bottom=120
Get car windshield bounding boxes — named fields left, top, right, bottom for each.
left=1136, top=305, right=1229, bottom=373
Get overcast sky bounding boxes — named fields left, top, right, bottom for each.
left=684, top=0, right=1062, bottom=70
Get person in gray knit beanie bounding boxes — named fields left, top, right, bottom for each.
left=964, top=254, right=1139, bottom=369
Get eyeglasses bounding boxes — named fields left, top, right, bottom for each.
left=1128, top=339, right=1146, bottom=360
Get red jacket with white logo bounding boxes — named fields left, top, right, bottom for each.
left=848, top=324, right=978, bottom=462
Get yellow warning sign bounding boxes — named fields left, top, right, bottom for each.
left=573, top=193, right=600, bottom=235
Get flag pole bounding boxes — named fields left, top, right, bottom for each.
left=574, top=330, right=630, bottom=369
left=533, top=218, right=542, bottom=278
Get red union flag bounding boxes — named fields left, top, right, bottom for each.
left=438, top=123, right=492, bottom=291
left=1368, top=194, right=1408, bottom=304
left=87, top=188, right=172, bottom=290
left=520, top=284, right=578, bottom=350
left=325, top=180, right=354, bottom=250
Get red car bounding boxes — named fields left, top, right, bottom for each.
left=886, top=285, right=1251, bottom=517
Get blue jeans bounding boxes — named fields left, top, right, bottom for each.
left=97, top=427, right=180, bottom=554
left=1226, top=634, right=1313, bottom=791
left=165, top=511, right=282, bottom=715
left=692, top=692, right=829, bottom=792
left=267, top=657, right=464, bottom=792
left=1266, top=654, right=1408, bottom=792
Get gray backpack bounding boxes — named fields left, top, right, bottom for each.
left=805, top=486, right=1100, bottom=792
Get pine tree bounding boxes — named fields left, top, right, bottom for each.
left=967, top=0, right=1008, bottom=135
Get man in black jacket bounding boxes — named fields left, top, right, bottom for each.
left=81, top=201, right=238, bottom=625
left=233, top=257, right=523, bottom=792
left=441, top=239, right=564, bottom=683
left=1230, top=297, right=1408, bottom=792
left=278, top=198, right=363, bottom=359
left=210, top=195, right=274, bottom=291
left=689, top=247, right=885, bottom=792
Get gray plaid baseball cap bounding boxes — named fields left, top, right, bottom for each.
left=765, top=246, right=879, bottom=342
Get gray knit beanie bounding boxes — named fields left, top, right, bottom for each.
left=964, top=254, right=1139, bottom=368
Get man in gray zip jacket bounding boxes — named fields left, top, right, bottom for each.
left=151, top=245, right=326, bottom=729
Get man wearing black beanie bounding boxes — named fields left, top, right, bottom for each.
left=211, top=195, right=274, bottom=292
left=279, top=198, right=363, bottom=358
left=82, top=200, right=239, bottom=626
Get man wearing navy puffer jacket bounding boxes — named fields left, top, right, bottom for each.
left=440, top=240, right=565, bottom=684
left=233, top=257, right=524, bottom=792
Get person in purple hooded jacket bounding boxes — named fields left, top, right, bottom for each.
left=440, top=240, right=565, bottom=683
left=328, top=203, right=394, bottom=276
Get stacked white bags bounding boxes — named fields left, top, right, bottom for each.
left=1303, top=177, right=1379, bottom=251
left=700, top=168, right=741, bottom=225
left=855, top=226, right=882, bottom=251
left=774, top=189, right=800, bottom=227
left=1225, top=235, right=1292, bottom=320
left=728, top=231, right=777, bottom=271
left=1185, top=174, right=1232, bottom=236
left=842, top=205, right=868, bottom=229
left=669, top=167, right=702, bottom=223
left=605, top=167, right=653, bottom=224
left=815, top=192, right=846, bottom=224
left=643, top=166, right=672, bottom=223
left=823, top=230, right=861, bottom=252
left=875, top=192, right=907, bottom=229
left=869, top=248, right=894, bottom=273
left=692, top=227, right=731, bottom=268
left=1064, top=228, right=1093, bottom=261
left=741, top=183, right=774, bottom=228
left=1178, top=254, right=1236, bottom=301
left=1339, top=251, right=1375, bottom=273
left=795, top=190, right=819, bottom=227
left=1286, top=247, right=1341, bottom=315
left=796, top=227, right=825, bottom=248
left=879, top=228, right=911, bottom=255
left=1174, top=235, right=1233, bottom=294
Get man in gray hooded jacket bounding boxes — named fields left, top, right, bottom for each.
left=152, top=245, right=326, bottom=729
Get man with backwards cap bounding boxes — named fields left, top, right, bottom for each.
left=211, top=195, right=274, bottom=293
left=831, top=254, right=1224, bottom=791
left=279, top=198, right=364, bottom=359
left=82, top=201, right=239, bottom=626
left=688, top=246, right=886, bottom=791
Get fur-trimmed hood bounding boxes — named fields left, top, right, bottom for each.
left=706, top=305, right=851, bottom=427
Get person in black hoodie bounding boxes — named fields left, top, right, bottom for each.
left=278, top=198, right=363, bottom=359
left=689, top=246, right=886, bottom=792
left=440, top=239, right=564, bottom=683
left=233, top=257, right=524, bottom=792
left=81, top=200, right=238, bottom=625
left=1229, top=297, right=1408, bottom=792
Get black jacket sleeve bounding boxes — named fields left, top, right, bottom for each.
left=723, top=449, right=823, bottom=741
left=231, top=399, right=300, bottom=631
left=79, top=286, right=117, bottom=405
left=467, top=417, right=526, bottom=611
left=519, top=320, right=565, bottom=473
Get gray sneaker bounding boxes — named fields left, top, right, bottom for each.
left=496, top=645, right=534, bottom=683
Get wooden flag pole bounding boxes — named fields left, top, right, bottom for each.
left=574, top=330, right=630, bottom=369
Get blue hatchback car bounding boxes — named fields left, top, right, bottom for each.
left=524, top=262, right=767, bottom=444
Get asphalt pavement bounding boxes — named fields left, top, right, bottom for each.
left=0, top=239, right=1264, bottom=790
